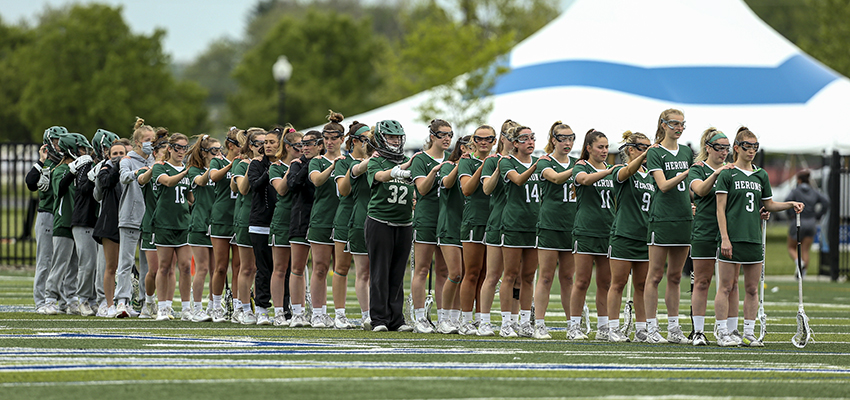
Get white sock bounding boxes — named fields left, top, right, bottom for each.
left=438, top=309, right=445, bottom=322
left=511, top=313, right=519, bottom=323
left=165, top=300, right=173, bottom=309
left=501, top=311, right=511, bottom=323
left=475, top=312, right=481, bottom=322
left=520, top=310, right=531, bottom=324
left=608, top=319, right=620, bottom=330
left=321, top=305, right=327, bottom=315
left=256, top=306, right=267, bottom=315
left=693, top=316, right=705, bottom=332
left=636, top=322, right=647, bottom=331
left=118, top=299, right=126, bottom=306
left=158, top=301, right=167, bottom=310
left=194, top=302, right=202, bottom=312
left=668, top=316, right=679, bottom=329
left=212, top=295, right=222, bottom=309
left=335, top=308, right=345, bottom=318
left=292, top=304, right=303, bottom=315
left=362, top=310, right=370, bottom=320
left=415, top=308, right=425, bottom=321
left=481, top=313, right=491, bottom=324
left=274, top=307, right=284, bottom=317
left=570, top=316, right=581, bottom=328
left=234, top=299, right=242, bottom=308
left=462, top=311, right=473, bottom=323
left=716, top=319, right=728, bottom=335
left=647, top=318, right=657, bottom=329
left=535, top=319, right=545, bottom=327
left=727, top=317, right=739, bottom=332
left=597, top=316, right=608, bottom=330
left=743, top=319, right=755, bottom=335
left=450, top=309, right=460, bottom=322
left=146, top=294, right=156, bottom=304
left=242, top=303, right=251, bottom=313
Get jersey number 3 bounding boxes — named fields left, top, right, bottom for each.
left=387, top=184, right=408, bottom=204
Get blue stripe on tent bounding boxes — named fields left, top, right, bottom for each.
left=491, top=54, right=837, bottom=104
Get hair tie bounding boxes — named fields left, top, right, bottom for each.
left=709, top=132, right=727, bottom=143
left=202, top=134, right=209, bottom=141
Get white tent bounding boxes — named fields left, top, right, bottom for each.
left=327, top=0, right=850, bottom=154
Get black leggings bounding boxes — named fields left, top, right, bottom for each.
left=365, top=217, right=412, bottom=331
left=250, top=232, right=273, bottom=310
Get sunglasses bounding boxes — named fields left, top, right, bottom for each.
left=473, top=135, right=496, bottom=144
left=515, top=134, right=535, bottom=144
left=706, top=142, right=731, bottom=152
left=171, top=143, right=189, bottom=152
left=301, top=139, right=319, bottom=147
left=736, top=140, right=760, bottom=152
left=431, top=130, right=454, bottom=140
left=554, top=133, right=576, bottom=143
left=663, top=119, right=686, bottom=129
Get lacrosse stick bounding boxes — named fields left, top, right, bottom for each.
left=304, top=263, right=313, bottom=322
left=622, top=271, right=634, bottom=336
left=424, top=261, right=435, bottom=327
left=582, top=302, right=592, bottom=335
left=223, top=272, right=234, bottom=320
left=688, top=268, right=695, bottom=340
left=403, top=239, right=415, bottom=326
left=131, top=265, right=142, bottom=312
left=757, top=219, right=767, bottom=341
left=792, top=213, right=813, bottom=348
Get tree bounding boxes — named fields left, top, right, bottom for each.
left=0, top=17, right=33, bottom=142
left=802, top=0, right=850, bottom=78
left=182, top=38, right=242, bottom=133
left=6, top=4, right=207, bottom=142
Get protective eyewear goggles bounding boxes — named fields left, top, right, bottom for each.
left=206, top=146, right=222, bottom=155
left=736, top=140, right=760, bottom=152
left=430, top=130, right=454, bottom=140
left=554, top=133, right=576, bottom=143
left=301, top=138, right=319, bottom=147
left=662, top=119, right=686, bottom=130
left=170, top=143, right=189, bottom=152
left=473, top=135, right=496, bottom=144
left=706, top=142, right=731, bottom=152
left=515, top=133, right=535, bottom=144
left=322, top=130, right=343, bottom=141
left=251, top=139, right=265, bottom=147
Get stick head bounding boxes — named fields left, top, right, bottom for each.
left=791, top=310, right=813, bottom=348
left=757, top=311, right=767, bottom=342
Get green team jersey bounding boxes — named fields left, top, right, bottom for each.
left=187, top=166, right=214, bottom=233
left=537, top=155, right=578, bottom=231
left=499, top=155, right=541, bottom=233
left=458, top=156, right=489, bottom=228
left=572, top=162, right=615, bottom=238
left=269, top=162, right=292, bottom=231
left=308, top=155, right=340, bottom=229
left=137, top=169, right=156, bottom=232
left=367, top=156, right=413, bottom=225
left=410, top=151, right=449, bottom=229
left=482, top=156, right=506, bottom=233
left=611, top=166, right=655, bottom=241
left=209, top=157, right=238, bottom=227
left=333, top=154, right=356, bottom=231
left=688, top=163, right=723, bottom=242
left=51, top=163, right=74, bottom=238
left=715, top=165, right=773, bottom=244
left=646, top=144, right=693, bottom=222
left=231, top=160, right=250, bottom=228
left=437, top=162, right=464, bottom=239
left=348, top=160, right=371, bottom=229
left=38, top=159, right=56, bottom=212
left=151, top=162, right=191, bottom=230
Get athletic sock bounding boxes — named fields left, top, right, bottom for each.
left=597, top=316, right=608, bottom=330
left=438, top=309, right=445, bottom=322
left=636, top=322, right=647, bottom=331
left=743, top=319, right=755, bottom=336
left=647, top=318, right=657, bottom=329
left=234, top=299, right=242, bottom=308
left=668, top=316, right=679, bottom=329
left=256, top=306, right=267, bottom=315
left=274, top=307, right=284, bottom=317
left=608, top=319, right=620, bottom=330
left=335, top=308, right=345, bottom=318
left=511, top=313, right=519, bottom=323
left=414, top=308, right=425, bottom=321
left=194, top=302, right=202, bottom=312
left=462, top=311, right=473, bottom=323
left=570, top=316, right=581, bottom=328
left=693, top=316, right=705, bottom=333
left=146, top=294, right=156, bottom=304
left=727, top=317, right=739, bottom=332
left=501, top=311, right=512, bottom=324
left=182, top=301, right=190, bottom=312
left=520, top=310, right=531, bottom=324
left=292, top=304, right=303, bottom=315
left=321, top=305, right=327, bottom=315
left=475, top=312, right=482, bottom=323
left=715, top=319, right=728, bottom=335
left=158, top=301, right=167, bottom=310
left=164, top=300, right=173, bottom=309
left=117, top=299, right=126, bottom=306
left=535, top=319, right=545, bottom=327
left=212, top=295, right=222, bottom=310
left=242, top=303, right=251, bottom=313
left=450, top=309, right=460, bottom=323
left=481, top=313, right=491, bottom=324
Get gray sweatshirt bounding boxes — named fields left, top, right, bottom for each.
left=118, top=150, right=153, bottom=229
left=786, top=183, right=830, bottom=221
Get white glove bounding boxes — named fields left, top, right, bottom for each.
left=37, top=167, right=51, bottom=192
left=390, top=165, right=411, bottom=179
left=88, top=160, right=104, bottom=182
left=68, top=155, right=93, bottom=174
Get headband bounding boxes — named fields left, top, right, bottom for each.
left=353, top=125, right=370, bottom=136
left=226, top=137, right=239, bottom=146
left=708, top=132, right=727, bottom=143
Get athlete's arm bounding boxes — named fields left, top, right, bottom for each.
left=762, top=198, right=804, bottom=214
left=415, top=162, right=442, bottom=196
left=337, top=169, right=352, bottom=197
left=506, top=161, right=537, bottom=186
left=461, top=160, right=484, bottom=197
left=310, top=158, right=337, bottom=187
left=651, top=169, right=689, bottom=193
left=441, top=163, right=460, bottom=189
left=157, top=166, right=190, bottom=188
left=690, top=163, right=733, bottom=197
left=209, top=158, right=234, bottom=182
left=716, top=192, right=732, bottom=259
left=194, top=167, right=212, bottom=187
left=617, top=150, right=650, bottom=182
left=481, top=156, right=501, bottom=195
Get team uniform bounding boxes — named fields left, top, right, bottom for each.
left=26, top=159, right=56, bottom=310
left=609, top=167, right=655, bottom=261
left=187, top=166, right=214, bottom=247
left=151, top=162, right=191, bottom=247
left=410, top=151, right=449, bottom=244
left=646, top=145, right=693, bottom=246
left=136, top=169, right=157, bottom=251
left=209, top=157, right=237, bottom=240
left=286, top=155, right=315, bottom=245
left=481, top=156, right=506, bottom=246
left=307, top=156, right=340, bottom=245
left=536, top=155, right=577, bottom=251
left=689, top=164, right=722, bottom=259
left=45, top=162, right=78, bottom=310
left=347, top=161, right=371, bottom=255
left=715, top=166, right=772, bottom=264
left=572, top=162, right=615, bottom=255
left=333, top=154, right=356, bottom=244
left=269, top=162, right=293, bottom=247
left=458, top=156, right=488, bottom=244
left=499, top=155, right=541, bottom=248
left=231, top=160, right=252, bottom=247
left=436, top=162, right=464, bottom=247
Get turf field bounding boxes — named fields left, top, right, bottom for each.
left=1, top=269, right=848, bottom=399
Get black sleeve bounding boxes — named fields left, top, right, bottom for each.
left=25, top=161, right=45, bottom=192
left=287, top=160, right=308, bottom=190
left=98, top=162, right=121, bottom=189
left=247, top=160, right=269, bottom=191
left=76, top=163, right=95, bottom=193
left=56, top=170, right=75, bottom=199
left=816, top=190, right=831, bottom=220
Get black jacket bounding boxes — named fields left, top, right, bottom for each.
left=247, top=156, right=276, bottom=228
left=92, top=160, right=123, bottom=244
left=70, top=162, right=99, bottom=228
left=286, top=155, right=315, bottom=239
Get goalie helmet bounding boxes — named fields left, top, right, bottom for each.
left=92, top=129, right=120, bottom=160
left=42, top=126, right=68, bottom=163
left=373, top=120, right=406, bottom=164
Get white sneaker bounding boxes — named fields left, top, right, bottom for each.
left=634, top=329, right=648, bottom=343
left=741, top=332, right=764, bottom=347
left=361, top=317, right=372, bottom=331
left=667, top=325, right=691, bottom=344
left=66, top=301, right=81, bottom=315
left=372, top=325, right=388, bottom=332
left=155, top=307, right=171, bottom=321
left=35, top=305, right=48, bottom=315
left=458, top=322, right=477, bottom=336
left=241, top=310, right=257, bottom=325
left=256, top=311, right=271, bottom=325
left=139, top=301, right=157, bottom=319
left=193, top=307, right=212, bottom=322
left=716, top=331, right=737, bottom=347
left=730, top=329, right=744, bottom=346
left=79, top=302, right=95, bottom=317
left=311, top=315, right=329, bottom=328
left=533, top=324, right=552, bottom=340
left=127, top=307, right=139, bottom=318
left=231, top=308, right=242, bottom=324
left=166, top=307, right=176, bottom=320
left=115, top=303, right=130, bottom=318
left=180, top=309, right=193, bottom=322
left=692, top=331, right=708, bottom=346
left=289, top=314, right=309, bottom=328
left=499, top=322, right=518, bottom=338
left=211, top=308, right=227, bottom=323
left=566, top=325, right=588, bottom=340
left=414, top=318, right=434, bottom=334
left=96, top=302, right=108, bottom=317
left=43, top=302, right=61, bottom=315
left=517, top=321, right=534, bottom=338
left=334, top=315, right=354, bottom=329
left=397, top=324, right=414, bottom=332
left=273, top=313, right=289, bottom=327
left=476, top=322, right=495, bottom=336
left=645, top=327, right=668, bottom=344
left=595, top=326, right=610, bottom=341
left=105, top=305, right=119, bottom=318
left=437, top=319, right=459, bottom=334
left=608, top=328, right=629, bottom=343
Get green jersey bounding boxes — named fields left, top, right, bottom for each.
left=333, top=154, right=356, bottom=231
left=308, top=155, right=340, bottom=229
left=151, top=162, right=191, bottom=230
left=612, top=167, right=655, bottom=241
left=269, top=162, right=292, bottom=231
left=410, top=151, right=449, bottom=229
left=231, top=160, right=250, bottom=228
left=715, top=166, right=773, bottom=244
left=688, top=163, right=722, bottom=242
left=367, top=156, right=413, bottom=225
left=437, top=162, right=464, bottom=239
left=209, top=157, right=238, bottom=227
left=499, top=155, right=541, bottom=233
left=38, top=159, right=56, bottom=212
left=537, top=155, right=578, bottom=231
left=482, top=156, right=506, bottom=233
left=572, top=162, right=615, bottom=238
left=51, top=163, right=74, bottom=238
left=348, top=160, right=371, bottom=229
left=646, top=144, right=693, bottom=222
left=458, top=156, right=489, bottom=228
left=137, top=169, right=156, bottom=232
left=188, top=166, right=214, bottom=233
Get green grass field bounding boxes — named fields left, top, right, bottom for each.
left=1, top=267, right=849, bottom=399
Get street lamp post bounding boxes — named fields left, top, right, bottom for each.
left=272, top=55, right=293, bottom=126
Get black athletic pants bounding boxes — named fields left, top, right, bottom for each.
left=250, top=232, right=273, bottom=310
left=365, top=217, right=412, bottom=331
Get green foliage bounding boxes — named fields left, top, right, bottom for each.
left=0, top=4, right=207, bottom=142
left=802, top=0, right=850, bottom=78
left=228, top=8, right=387, bottom=129
left=0, top=18, right=33, bottom=142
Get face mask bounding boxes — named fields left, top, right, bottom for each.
left=141, top=141, right=153, bottom=155
left=111, top=156, right=123, bottom=165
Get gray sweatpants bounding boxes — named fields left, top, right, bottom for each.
left=96, top=244, right=105, bottom=306
left=45, top=235, right=78, bottom=307
left=33, top=212, right=54, bottom=308
left=72, top=226, right=98, bottom=304
left=116, top=227, right=148, bottom=302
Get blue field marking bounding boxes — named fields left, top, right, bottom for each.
left=492, top=54, right=838, bottom=104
